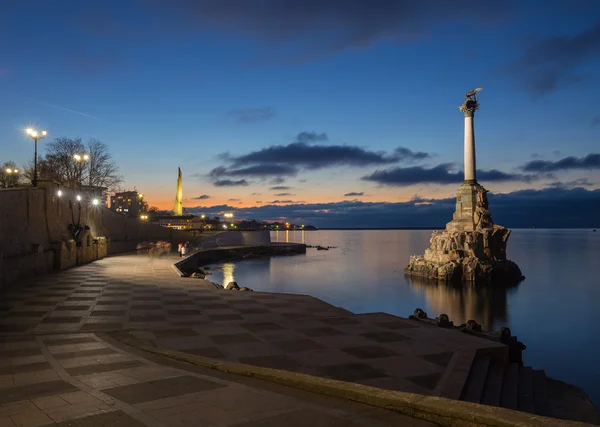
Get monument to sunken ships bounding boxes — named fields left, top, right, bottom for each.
left=405, top=88, right=523, bottom=283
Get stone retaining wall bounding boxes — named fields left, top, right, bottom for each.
left=0, top=184, right=195, bottom=289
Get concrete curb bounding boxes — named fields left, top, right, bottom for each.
left=115, top=335, right=594, bottom=427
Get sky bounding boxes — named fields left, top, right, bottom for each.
left=1, top=0, right=599, bottom=227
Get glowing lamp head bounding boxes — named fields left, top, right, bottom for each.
left=74, top=154, right=81, bottom=161
left=57, top=190, right=62, bottom=197
left=5, top=168, right=12, bottom=173
left=31, top=131, right=38, bottom=137
left=42, top=130, right=47, bottom=136
left=13, top=169, right=18, bottom=173
left=26, top=128, right=33, bottom=135
left=83, top=154, right=89, bottom=161
left=76, top=195, right=82, bottom=201
left=92, top=199, right=99, bottom=206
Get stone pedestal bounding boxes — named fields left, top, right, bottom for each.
left=405, top=183, right=523, bottom=284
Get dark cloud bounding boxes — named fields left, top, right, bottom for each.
left=251, top=192, right=261, bottom=196
left=210, top=164, right=298, bottom=178
left=296, top=131, right=328, bottom=143
left=227, top=107, right=275, bottom=123
left=270, top=186, right=292, bottom=190
left=274, top=192, right=294, bottom=196
left=184, top=188, right=600, bottom=229
left=228, top=142, right=427, bottom=169
left=592, top=116, right=600, bottom=126
left=213, top=179, right=249, bottom=187
left=344, top=192, right=364, bottom=197
left=521, top=153, right=600, bottom=172
left=362, top=164, right=535, bottom=186
left=508, top=20, right=600, bottom=95
left=192, top=194, right=210, bottom=200
left=394, top=147, right=430, bottom=162
left=266, top=200, right=296, bottom=204
left=150, top=1, right=513, bottom=61
left=271, top=177, right=286, bottom=184
left=228, top=198, right=241, bottom=201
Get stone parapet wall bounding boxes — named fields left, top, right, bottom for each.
left=0, top=185, right=195, bottom=289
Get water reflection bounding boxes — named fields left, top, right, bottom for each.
left=222, top=262, right=235, bottom=285
left=406, top=276, right=520, bottom=331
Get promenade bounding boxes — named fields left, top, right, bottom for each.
left=0, top=253, right=596, bottom=426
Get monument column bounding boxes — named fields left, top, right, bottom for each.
left=459, top=89, right=480, bottom=185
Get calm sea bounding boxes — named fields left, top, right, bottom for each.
left=206, top=229, right=600, bottom=406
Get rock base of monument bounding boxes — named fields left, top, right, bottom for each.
left=405, top=252, right=523, bottom=284
left=405, top=183, right=524, bottom=284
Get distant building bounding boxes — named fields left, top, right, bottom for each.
left=110, top=190, right=146, bottom=216
left=152, top=215, right=205, bottom=231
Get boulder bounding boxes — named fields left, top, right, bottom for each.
left=190, top=272, right=205, bottom=279
left=239, top=287, right=254, bottom=292
left=225, top=281, right=240, bottom=290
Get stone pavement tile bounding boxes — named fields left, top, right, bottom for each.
left=9, top=406, right=53, bottom=427
left=0, top=401, right=39, bottom=417
left=317, top=363, right=390, bottom=382
left=418, top=351, right=455, bottom=368
left=5, top=311, right=47, bottom=318
left=340, top=345, right=399, bottom=360
left=52, top=348, right=116, bottom=360
left=152, top=328, right=197, bottom=339
left=102, top=375, right=227, bottom=405
left=0, top=415, right=17, bottom=426
left=133, top=391, right=204, bottom=412
left=239, top=354, right=301, bottom=370
left=317, top=317, right=359, bottom=326
left=208, top=313, right=244, bottom=322
left=298, top=326, right=344, bottom=337
left=80, top=323, right=123, bottom=331
left=210, top=333, right=259, bottom=345
left=44, top=409, right=144, bottom=426
left=66, top=360, right=145, bottom=376
left=288, top=348, right=361, bottom=368
left=54, top=306, right=91, bottom=311
left=361, top=331, right=414, bottom=344
left=219, top=342, right=282, bottom=359
left=0, top=379, right=77, bottom=405
left=0, top=348, right=41, bottom=359
left=150, top=406, right=229, bottom=427
left=154, top=336, right=213, bottom=350
left=227, top=408, right=366, bottom=427
left=240, top=322, right=284, bottom=333
left=77, top=377, right=118, bottom=389
left=404, top=372, right=443, bottom=391
left=0, top=362, right=52, bottom=376
left=249, top=329, right=308, bottom=343
left=1, top=355, right=47, bottom=367
left=310, top=334, right=378, bottom=349
left=32, top=396, right=69, bottom=410
left=273, top=339, right=324, bottom=353
left=13, top=370, right=60, bottom=386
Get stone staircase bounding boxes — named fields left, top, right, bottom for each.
left=458, top=355, right=600, bottom=425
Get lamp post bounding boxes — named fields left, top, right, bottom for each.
left=73, top=153, right=89, bottom=189
left=25, top=128, right=47, bottom=187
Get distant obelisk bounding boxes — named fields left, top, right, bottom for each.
left=173, top=167, right=183, bottom=216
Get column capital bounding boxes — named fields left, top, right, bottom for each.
left=459, top=100, right=479, bottom=117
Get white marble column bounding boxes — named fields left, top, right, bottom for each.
left=463, top=110, right=476, bottom=184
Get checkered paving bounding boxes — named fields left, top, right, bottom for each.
left=0, top=254, right=505, bottom=397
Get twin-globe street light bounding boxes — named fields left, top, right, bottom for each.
left=25, top=128, right=47, bottom=187
left=73, top=153, right=89, bottom=188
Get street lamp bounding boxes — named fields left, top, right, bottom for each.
left=25, top=128, right=47, bottom=187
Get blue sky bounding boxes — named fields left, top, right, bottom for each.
left=1, top=1, right=599, bottom=226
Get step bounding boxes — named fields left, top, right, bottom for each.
left=500, top=363, right=519, bottom=410
left=518, top=366, right=535, bottom=413
left=480, top=359, right=505, bottom=406
left=532, top=369, right=549, bottom=416
left=461, top=356, right=490, bottom=403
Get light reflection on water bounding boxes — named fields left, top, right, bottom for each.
left=206, top=229, right=600, bottom=406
